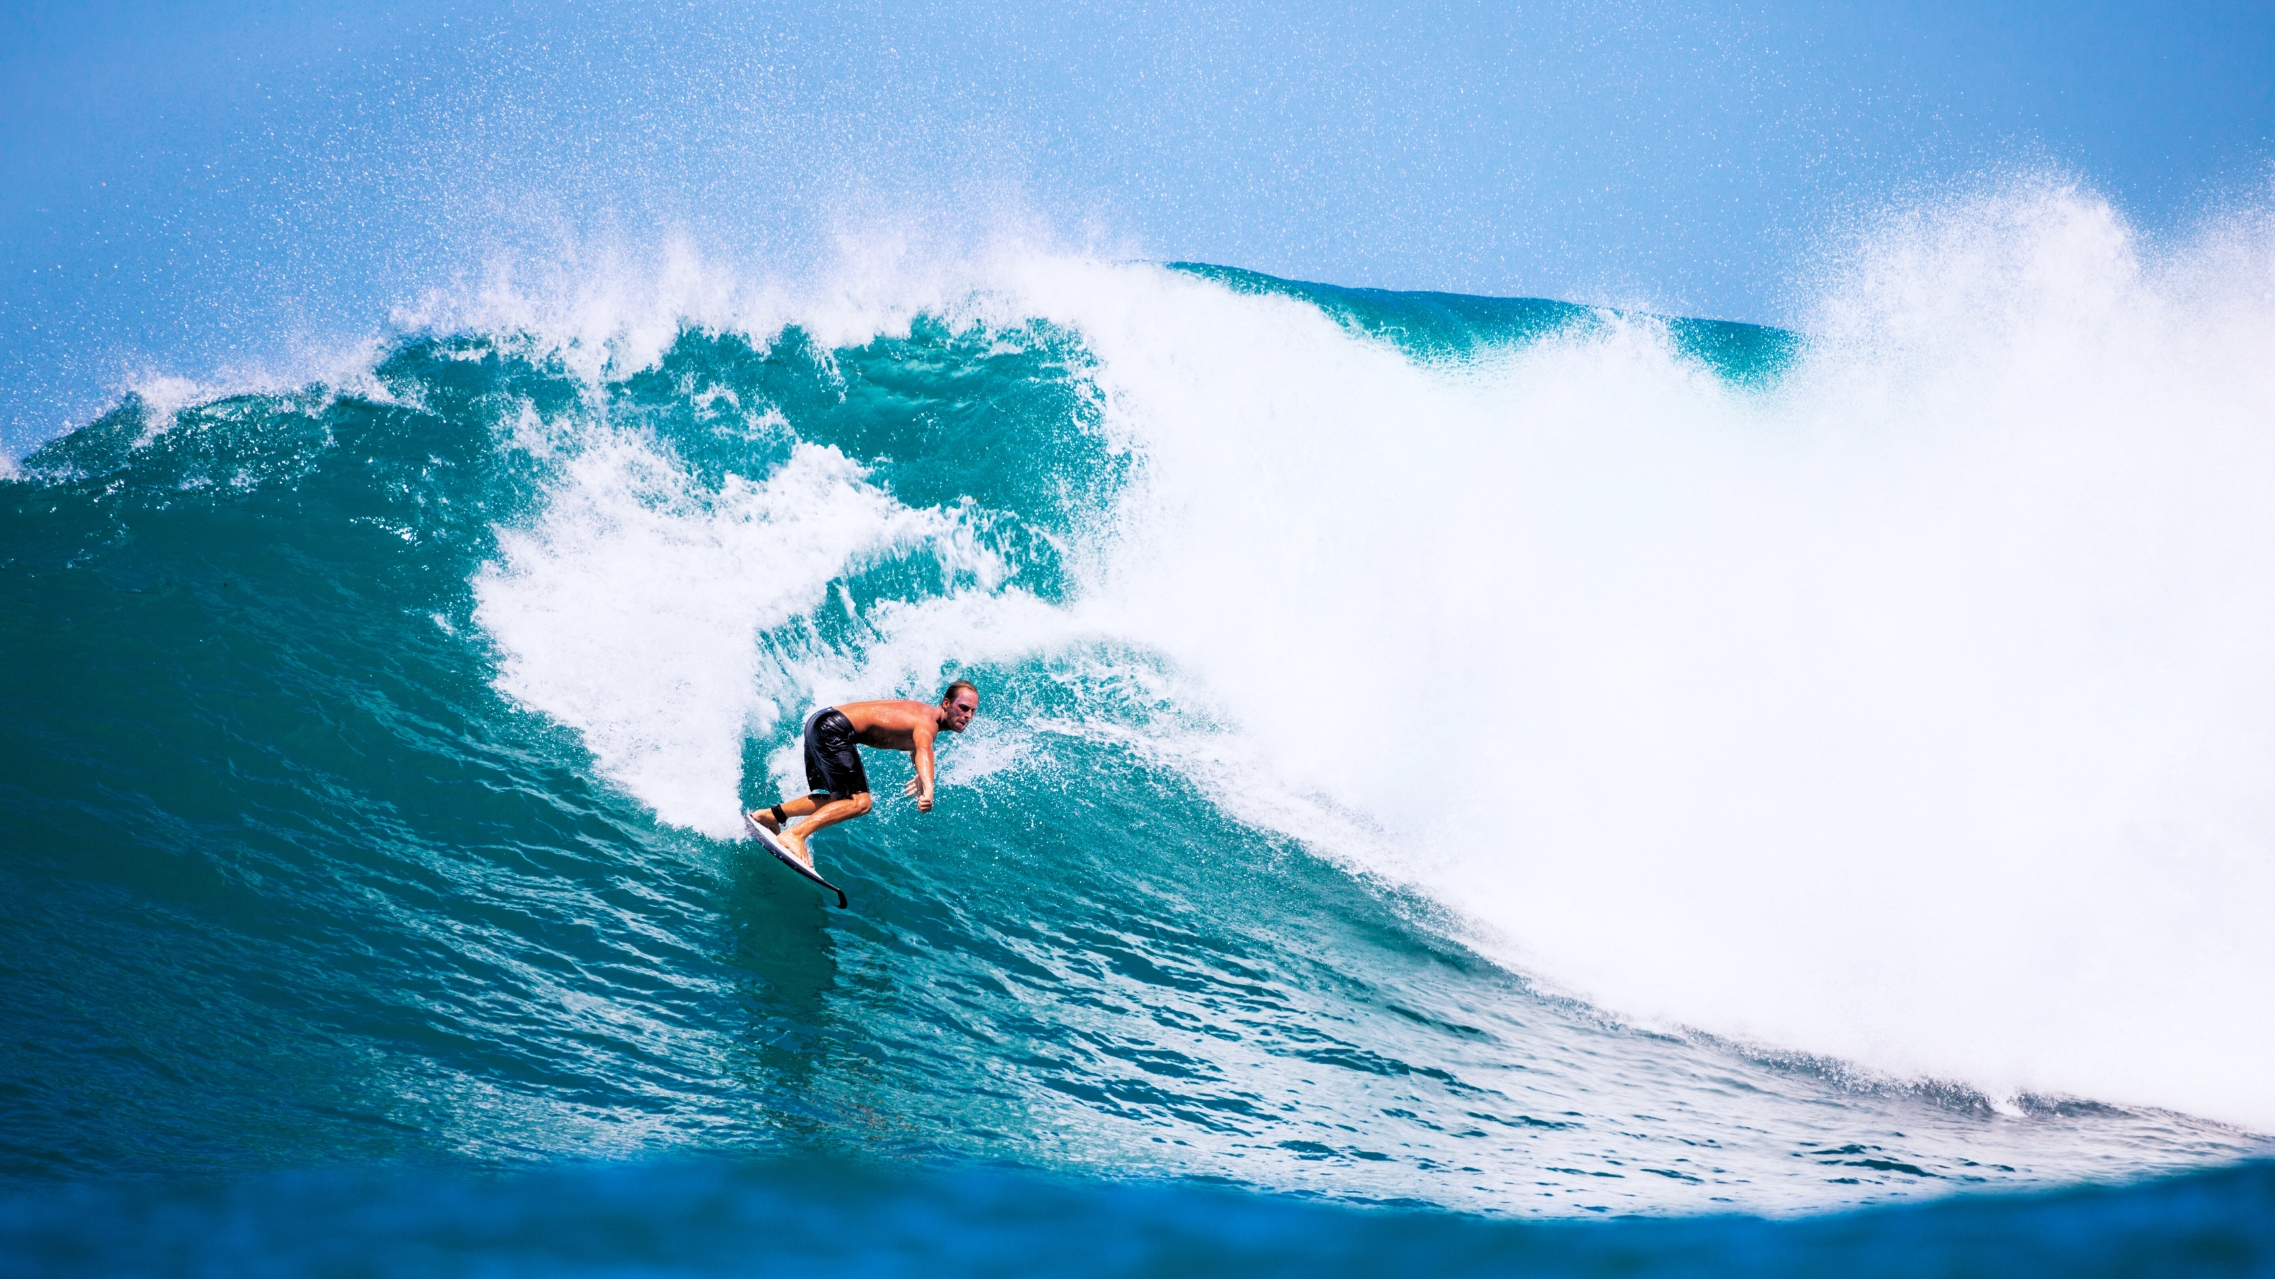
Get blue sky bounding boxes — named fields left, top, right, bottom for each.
left=3, top=0, right=2270, bottom=445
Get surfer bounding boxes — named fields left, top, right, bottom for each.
left=748, top=681, right=981, bottom=870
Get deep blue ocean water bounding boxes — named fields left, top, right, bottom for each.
left=3, top=252, right=2270, bottom=1274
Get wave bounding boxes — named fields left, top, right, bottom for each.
left=2, top=181, right=2269, bottom=1218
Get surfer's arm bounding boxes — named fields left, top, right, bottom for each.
left=903, top=728, right=937, bottom=812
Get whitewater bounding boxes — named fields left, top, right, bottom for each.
left=2, top=182, right=2270, bottom=1227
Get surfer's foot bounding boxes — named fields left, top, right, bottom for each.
left=779, top=828, right=815, bottom=870
left=750, top=808, right=781, bottom=835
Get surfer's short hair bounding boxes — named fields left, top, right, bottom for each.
left=942, top=679, right=978, bottom=704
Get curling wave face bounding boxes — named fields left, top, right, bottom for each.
left=1, top=184, right=2269, bottom=1215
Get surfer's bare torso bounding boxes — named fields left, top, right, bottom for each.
left=833, top=699, right=954, bottom=779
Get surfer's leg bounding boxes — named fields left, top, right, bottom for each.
left=777, top=708, right=876, bottom=864
left=780, top=792, right=873, bottom=866
left=751, top=793, right=824, bottom=834
left=775, top=709, right=875, bottom=864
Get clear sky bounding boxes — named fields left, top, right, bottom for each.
left=3, top=0, right=2271, bottom=445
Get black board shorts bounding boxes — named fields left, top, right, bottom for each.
left=802, top=708, right=871, bottom=800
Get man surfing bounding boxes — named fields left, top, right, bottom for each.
left=748, top=680, right=981, bottom=871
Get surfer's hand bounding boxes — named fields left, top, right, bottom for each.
left=904, top=777, right=934, bottom=812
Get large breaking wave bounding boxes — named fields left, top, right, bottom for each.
left=2, top=184, right=2269, bottom=1236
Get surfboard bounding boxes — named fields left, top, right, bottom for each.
left=743, top=811, right=850, bottom=909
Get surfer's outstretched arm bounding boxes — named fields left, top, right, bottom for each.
left=902, top=728, right=938, bottom=812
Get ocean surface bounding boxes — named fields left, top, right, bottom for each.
left=4, top=204, right=2273, bottom=1273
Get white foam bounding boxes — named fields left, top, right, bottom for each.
left=1048, top=185, right=2275, bottom=1130
left=473, top=434, right=1005, bottom=838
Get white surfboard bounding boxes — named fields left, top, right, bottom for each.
left=743, top=811, right=850, bottom=909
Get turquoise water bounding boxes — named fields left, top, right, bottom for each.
left=2, top=258, right=2270, bottom=1271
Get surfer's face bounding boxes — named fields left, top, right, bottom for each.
left=943, top=691, right=979, bottom=732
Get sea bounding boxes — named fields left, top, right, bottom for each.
left=3, top=187, right=2272, bottom=1274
